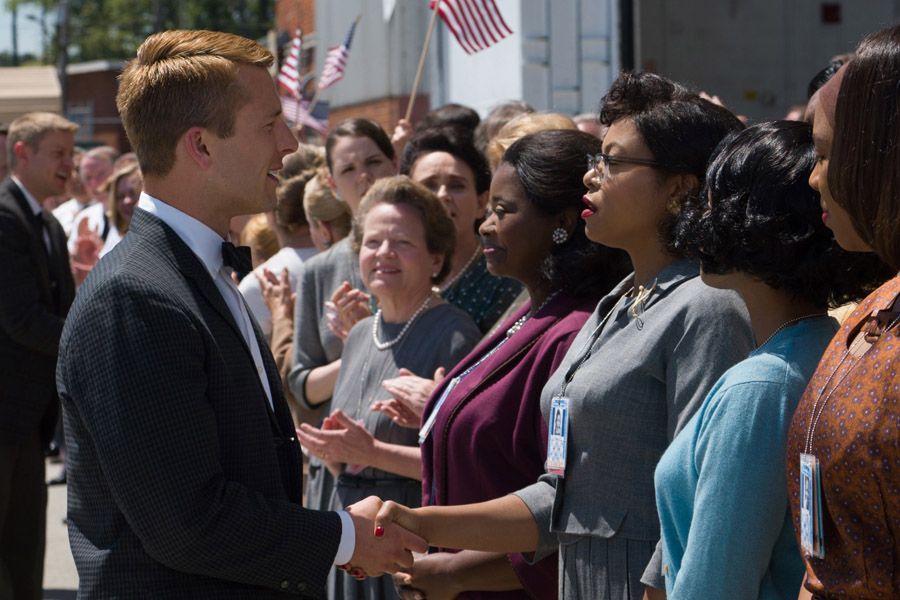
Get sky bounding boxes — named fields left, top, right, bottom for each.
left=0, top=4, right=53, bottom=57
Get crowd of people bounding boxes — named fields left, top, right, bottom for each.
left=0, top=21, right=898, bottom=600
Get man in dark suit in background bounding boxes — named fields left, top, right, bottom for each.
left=0, top=112, right=77, bottom=600
left=56, top=30, right=424, bottom=599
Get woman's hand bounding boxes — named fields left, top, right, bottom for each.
left=394, top=552, right=461, bottom=600
left=258, top=267, right=295, bottom=321
left=375, top=367, right=444, bottom=428
left=296, top=409, right=375, bottom=472
left=70, top=218, right=103, bottom=285
left=391, top=118, right=413, bottom=156
left=374, top=500, right=424, bottom=541
left=325, top=281, right=372, bottom=341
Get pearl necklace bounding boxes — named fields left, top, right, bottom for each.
left=371, top=294, right=434, bottom=351
left=506, top=291, right=561, bottom=337
left=439, top=247, right=480, bottom=292
left=759, top=313, right=827, bottom=349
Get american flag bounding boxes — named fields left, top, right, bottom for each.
left=317, top=18, right=359, bottom=90
left=431, top=0, right=513, bottom=54
left=277, top=29, right=303, bottom=98
left=281, top=96, right=330, bottom=135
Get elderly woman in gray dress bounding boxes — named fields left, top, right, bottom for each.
left=297, top=175, right=480, bottom=600
left=371, top=73, right=755, bottom=600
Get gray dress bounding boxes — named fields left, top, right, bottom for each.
left=305, top=302, right=480, bottom=600
left=513, top=260, right=754, bottom=600
left=287, top=237, right=364, bottom=409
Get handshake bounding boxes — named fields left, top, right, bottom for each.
left=341, top=496, right=424, bottom=580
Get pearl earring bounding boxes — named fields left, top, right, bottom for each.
left=552, top=228, right=568, bottom=245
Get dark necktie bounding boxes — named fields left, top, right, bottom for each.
left=221, top=241, right=252, bottom=280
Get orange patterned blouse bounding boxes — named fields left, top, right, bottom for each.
left=787, top=275, right=900, bottom=599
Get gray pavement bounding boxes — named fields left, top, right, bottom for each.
left=43, top=461, right=77, bottom=599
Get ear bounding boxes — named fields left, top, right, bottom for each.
left=430, top=252, right=445, bottom=280
left=12, top=140, right=30, bottom=165
left=475, top=189, right=489, bottom=214
left=556, top=208, right=579, bottom=236
left=326, top=172, right=338, bottom=193
left=181, top=127, right=213, bottom=170
left=666, top=173, right=699, bottom=204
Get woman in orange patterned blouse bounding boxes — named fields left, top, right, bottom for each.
left=786, top=24, right=900, bottom=599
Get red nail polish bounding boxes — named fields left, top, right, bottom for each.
left=374, top=525, right=385, bottom=538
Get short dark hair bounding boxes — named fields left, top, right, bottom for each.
left=599, top=71, right=745, bottom=255
left=399, top=126, right=492, bottom=195
left=807, top=59, right=848, bottom=99
left=674, top=120, right=889, bottom=307
left=325, top=118, right=395, bottom=175
left=501, top=130, right=631, bottom=298
left=829, top=24, right=900, bottom=270
left=474, top=100, right=534, bottom=154
left=414, top=103, right=481, bottom=136
left=352, top=175, right=456, bottom=284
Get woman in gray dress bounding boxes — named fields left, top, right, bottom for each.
left=297, top=176, right=481, bottom=600
left=371, top=73, right=755, bottom=600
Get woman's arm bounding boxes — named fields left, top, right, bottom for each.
left=303, top=359, right=342, bottom=407
left=395, top=551, right=523, bottom=599
left=297, top=410, right=422, bottom=480
left=374, top=494, right=539, bottom=554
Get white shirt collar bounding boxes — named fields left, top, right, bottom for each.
left=10, top=176, right=43, bottom=217
left=136, top=192, right=226, bottom=277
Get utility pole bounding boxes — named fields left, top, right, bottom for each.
left=56, top=0, right=70, bottom=115
left=11, top=1, right=19, bottom=66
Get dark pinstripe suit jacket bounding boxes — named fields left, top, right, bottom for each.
left=0, top=177, right=74, bottom=445
left=57, top=209, right=341, bottom=598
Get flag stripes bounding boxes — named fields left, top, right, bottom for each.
left=318, top=19, right=359, bottom=90
left=431, top=0, right=513, bottom=54
left=277, top=29, right=303, bottom=98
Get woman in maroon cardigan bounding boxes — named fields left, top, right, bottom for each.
left=406, top=130, right=630, bottom=598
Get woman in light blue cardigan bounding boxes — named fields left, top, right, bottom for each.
left=652, top=121, right=887, bottom=599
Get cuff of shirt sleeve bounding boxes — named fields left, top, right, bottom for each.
left=512, top=479, right=559, bottom=562
left=640, top=539, right=666, bottom=590
left=333, top=510, right=356, bottom=565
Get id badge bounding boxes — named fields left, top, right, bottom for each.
left=418, top=377, right=460, bottom=444
left=800, top=453, right=825, bottom=559
left=545, top=396, right=570, bottom=476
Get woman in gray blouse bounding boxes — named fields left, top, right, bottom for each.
left=370, top=73, right=755, bottom=600
left=297, top=176, right=480, bottom=600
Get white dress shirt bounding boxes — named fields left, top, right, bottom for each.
left=135, top=193, right=355, bottom=565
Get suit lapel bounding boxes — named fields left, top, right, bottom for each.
left=3, top=180, right=53, bottom=299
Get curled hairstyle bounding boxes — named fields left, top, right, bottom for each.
left=599, top=72, right=745, bottom=255
left=304, top=169, right=352, bottom=240
left=352, top=175, right=456, bottom=285
left=400, top=126, right=492, bottom=195
left=501, top=130, right=631, bottom=298
left=117, top=30, right=273, bottom=176
left=675, top=121, right=888, bottom=307
left=829, top=24, right=900, bottom=269
left=324, top=118, right=395, bottom=175
left=487, top=112, right=577, bottom=170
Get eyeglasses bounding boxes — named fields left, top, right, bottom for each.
left=586, top=152, right=663, bottom=182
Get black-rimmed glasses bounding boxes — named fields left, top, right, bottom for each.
left=586, top=152, right=663, bottom=182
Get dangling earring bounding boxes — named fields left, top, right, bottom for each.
left=552, top=228, right=568, bottom=245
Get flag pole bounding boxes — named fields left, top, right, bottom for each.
left=405, top=0, right=442, bottom=121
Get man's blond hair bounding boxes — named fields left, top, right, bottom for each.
left=116, top=30, right=273, bottom=177
left=7, top=112, right=78, bottom=169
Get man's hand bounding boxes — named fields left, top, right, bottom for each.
left=344, top=496, right=428, bottom=578
left=70, top=218, right=102, bottom=285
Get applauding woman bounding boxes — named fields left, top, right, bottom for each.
left=298, top=176, right=480, bottom=600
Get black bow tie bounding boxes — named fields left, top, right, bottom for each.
left=221, top=242, right=252, bottom=279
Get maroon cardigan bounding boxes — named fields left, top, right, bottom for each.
left=421, top=291, right=595, bottom=599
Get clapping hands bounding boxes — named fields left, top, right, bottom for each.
left=373, top=367, right=444, bottom=429
left=325, top=281, right=372, bottom=341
